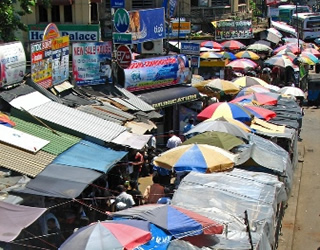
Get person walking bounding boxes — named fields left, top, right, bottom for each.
left=183, top=118, right=195, bottom=134
left=166, top=130, right=182, bottom=149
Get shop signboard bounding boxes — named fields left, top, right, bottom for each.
left=0, top=42, right=26, bottom=88
left=113, top=33, right=132, bottom=44
left=72, top=42, right=112, bottom=86
left=171, top=22, right=191, bottom=35
left=128, top=8, right=165, bottom=43
left=116, top=45, right=132, bottom=69
left=215, top=20, right=253, bottom=41
left=30, top=40, right=53, bottom=88
left=28, top=24, right=100, bottom=42
left=190, top=56, right=200, bottom=68
left=114, top=8, right=130, bottom=33
left=123, top=55, right=190, bottom=92
left=180, top=42, right=200, bottom=55
left=51, top=36, right=70, bottom=85
left=111, top=0, right=125, bottom=8
left=43, top=23, right=60, bottom=40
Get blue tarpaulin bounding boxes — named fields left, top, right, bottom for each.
left=53, top=140, right=127, bottom=173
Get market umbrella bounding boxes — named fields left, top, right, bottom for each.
left=182, top=131, right=244, bottom=150
left=243, top=105, right=277, bottom=121
left=283, top=37, right=304, bottom=45
left=204, top=78, right=240, bottom=95
left=219, top=51, right=237, bottom=60
left=197, top=102, right=254, bottom=122
left=264, top=84, right=280, bottom=92
left=278, top=86, right=305, bottom=98
left=200, top=47, right=221, bottom=52
left=247, top=43, right=272, bottom=53
left=304, top=43, right=319, bottom=50
left=236, top=85, right=271, bottom=97
left=264, top=55, right=294, bottom=68
left=296, top=55, right=317, bottom=65
left=232, top=76, right=269, bottom=88
left=274, top=44, right=301, bottom=55
left=231, top=92, right=280, bottom=106
left=276, top=50, right=296, bottom=60
left=59, top=220, right=152, bottom=250
left=153, top=144, right=236, bottom=173
left=226, top=59, right=257, bottom=70
left=184, top=118, right=250, bottom=139
left=235, top=51, right=260, bottom=60
left=221, top=40, right=246, bottom=50
left=302, top=48, right=320, bottom=57
left=113, top=204, right=224, bottom=238
left=200, top=41, right=223, bottom=50
left=200, top=51, right=223, bottom=59
left=301, top=51, right=319, bottom=64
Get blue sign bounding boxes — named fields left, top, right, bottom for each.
left=114, top=8, right=130, bottom=33
left=111, top=0, right=124, bottom=8
left=180, top=42, right=200, bottom=55
left=128, top=8, right=165, bottom=43
left=190, top=56, right=200, bottom=68
left=113, top=33, right=132, bottom=44
left=169, top=0, right=178, bottom=17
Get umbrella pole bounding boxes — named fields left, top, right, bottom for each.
left=244, top=210, right=254, bottom=250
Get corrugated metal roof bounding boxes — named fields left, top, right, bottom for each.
left=27, top=101, right=127, bottom=142
left=9, top=91, right=51, bottom=111
left=77, top=103, right=135, bottom=124
left=0, top=142, right=55, bottom=177
left=11, top=116, right=81, bottom=155
left=115, top=87, right=155, bottom=112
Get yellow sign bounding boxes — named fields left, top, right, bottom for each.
left=200, top=60, right=227, bottom=67
left=172, top=22, right=191, bottom=32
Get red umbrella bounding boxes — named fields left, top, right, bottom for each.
left=221, top=40, right=246, bottom=50
left=274, top=44, right=301, bottom=55
left=200, top=41, right=223, bottom=50
left=226, top=59, right=257, bottom=70
left=243, top=105, right=276, bottom=121
left=230, top=92, right=280, bottom=106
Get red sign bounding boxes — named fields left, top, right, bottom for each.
left=116, top=45, right=132, bottom=69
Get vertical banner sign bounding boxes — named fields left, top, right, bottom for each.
left=52, top=36, right=70, bottom=85
left=72, top=42, right=113, bottom=86
left=123, top=55, right=190, bottom=92
left=0, top=42, right=26, bottom=87
left=169, top=0, right=178, bottom=17
left=190, top=56, right=200, bottom=68
left=128, top=8, right=165, bottom=43
left=31, top=40, right=53, bottom=88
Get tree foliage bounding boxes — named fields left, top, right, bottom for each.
left=0, top=0, right=36, bottom=42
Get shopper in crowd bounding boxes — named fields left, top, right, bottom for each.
left=127, top=180, right=143, bottom=206
left=143, top=174, right=165, bottom=204
left=114, top=185, right=135, bottom=211
left=166, top=130, right=182, bottom=149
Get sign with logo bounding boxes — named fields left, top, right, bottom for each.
left=123, top=55, right=190, bottom=92
left=0, top=42, right=26, bottom=87
left=111, top=0, right=125, bottom=8
left=51, top=36, right=69, bottom=85
left=30, top=40, right=53, bottom=88
left=128, top=8, right=165, bottom=43
left=72, top=42, right=112, bottom=86
left=43, top=23, right=60, bottom=40
left=114, top=8, right=130, bottom=33
left=116, top=45, right=132, bottom=69
left=28, top=24, right=100, bottom=42
left=113, top=33, right=132, bottom=44
left=180, top=42, right=200, bottom=55
left=215, top=20, right=253, bottom=41
left=190, top=56, right=200, bottom=68
left=171, top=22, right=191, bottom=34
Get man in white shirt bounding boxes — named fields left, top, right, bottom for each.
left=115, top=185, right=135, bottom=211
left=166, top=130, right=182, bottom=149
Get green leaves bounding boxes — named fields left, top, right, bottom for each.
left=0, top=0, right=34, bottom=42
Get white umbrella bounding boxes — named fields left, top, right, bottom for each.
left=278, top=86, right=305, bottom=98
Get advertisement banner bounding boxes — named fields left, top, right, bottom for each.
left=180, top=42, right=200, bottom=55
left=52, top=36, right=70, bottom=85
left=31, top=40, right=53, bottom=88
left=28, top=24, right=100, bottom=42
left=0, top=42, right=26, bottom=87
left=215, top=20, right=253, bottom=41
left=128, top=8, right=165, bottom=43
left=171, top=22, right=191, bottom=34
left=124, top=55, right=190, bottom=92
left=72, top=42, right=112, bottom=86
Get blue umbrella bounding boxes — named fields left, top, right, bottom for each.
left=220, top=51, right=237, bottom=60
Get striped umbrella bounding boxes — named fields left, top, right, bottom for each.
left=235, top=51, right=260, bottom=60
left=247, top=43, right=272, bottom=53
left=204, top=79, right=240, bottom=95
left=274, top=44, right=301, bottom=55
left=219, top=51, right=237, bottom=60
left=264, top=55, right=294, bottom=68
left=231, top=92, right=280, bottom=106
left=301, top=51, right=319, bottom=64
left=226, top=59, right=257, bottom=70
left=200, top=51, right=224, bottom=59
left=303, top=48, right=320, bottom=57
left=200, top=41, right=223, bottom=50
left=232, top=76, right=269, bottom=88
left=221, top=40, right=246, bottom=50
left=236, top=85, right=271, bottom=97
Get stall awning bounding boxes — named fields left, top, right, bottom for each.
left=138, top=86, right=201, bottom=109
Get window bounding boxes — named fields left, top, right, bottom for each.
left=91, top=3, right=98, bottom=23
left=64, top=5, right=72, bottom=22
left=191, top=0, right=199, bottom=6
left=39, top=5, right=48, bottom=22
left=211, top=0, right=230, bottom=6
left=132, top=0, right=153, bottom=9
left=51, top=5, right=60, bottom=22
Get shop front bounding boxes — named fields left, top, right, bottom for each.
left=198, top=59, right=228, bottom=80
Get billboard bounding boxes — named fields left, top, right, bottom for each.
left=72, top=42, right=112, bottom=86
left=215, top=20, right=253, bottom=41
left=30, top=40, right=53, bottom=88
left=0, top=42, right=26, bottom=88
left=52, top=36, right=70, bottom=85
left=128, top=8, right=165, bottom=43
left=123, top=55, right=190, bottom=92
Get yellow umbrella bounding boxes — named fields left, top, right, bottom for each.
left=204, top=79, right=240, bottom=95
left=233, top=76, right=269, bottom=88
left=153, top=144, right=235, bottom=173
left=235, top=51, right=260, bottom=60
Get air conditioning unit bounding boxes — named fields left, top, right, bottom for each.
left=140, top=39, right=163, bottom=54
